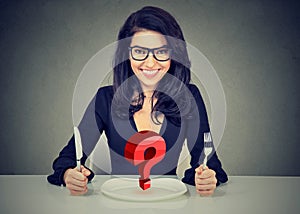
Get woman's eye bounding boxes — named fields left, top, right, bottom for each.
left=156, top=49, right=169, bottom=54
left=134, top=49, right=146, bottom=54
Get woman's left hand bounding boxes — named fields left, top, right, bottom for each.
left=195, top=165, right=217, bottom=196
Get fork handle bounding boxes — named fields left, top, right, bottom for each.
left=202, top=157, right=208, bottom=169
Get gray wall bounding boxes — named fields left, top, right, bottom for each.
left=0, top=0, right=299, bottom=175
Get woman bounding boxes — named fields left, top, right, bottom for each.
left=48, top=6, right=228, bottom=196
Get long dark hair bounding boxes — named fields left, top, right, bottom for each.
left=112, top=6, right=192, bottom=126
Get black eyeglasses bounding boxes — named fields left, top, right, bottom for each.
left=128, top=45, right=171, bottom=61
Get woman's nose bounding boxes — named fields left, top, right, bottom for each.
left=144, top=54, right=156, bottom=67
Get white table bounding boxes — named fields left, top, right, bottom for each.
left=0, top=175, right=299, bottom=214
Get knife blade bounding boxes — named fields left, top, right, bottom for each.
left=74, top=126, right=82, bottom=171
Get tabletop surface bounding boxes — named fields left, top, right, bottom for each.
left=0, top=175, right=299, bottom=214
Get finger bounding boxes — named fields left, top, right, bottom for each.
left=64, top=174, right=87, bottom=188
left=70, top=188, right=88, bottom=196
left=69, top=169, right=86, bottom=181
left=195, top=179, right=217, bottom=186
left=196, top=184, right=216, bottom=190
left=195, top=177, right=217, bottom=185
left=195, top=170, right=217, bottom=185
left=65, top=175, right=87, bottom=192
left=65, top=177, right=87, bottom=191
left=198, top=169, right=216, bottom=179
left=81, top=166, right=91, bottom=177
left=65, top=177, right=88, bottom=188
left=66, top=182, right=88, bottom=192
left=196, top=183, right=216, bottom=196
left=196, top=189, right=214, bottom=196
left=66, top=181, right=87, bottom=191
left=195, top=165, right=205, bottom=175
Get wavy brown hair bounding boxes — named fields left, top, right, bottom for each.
left=112, top=6, right=193, bottom=125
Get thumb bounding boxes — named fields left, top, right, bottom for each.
left=195, top=165, right=203, bottom=175
left=195, top=164, right=209, bottom=174
left=81, top=166, right=91, bottom=177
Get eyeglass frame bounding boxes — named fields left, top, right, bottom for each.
left=128, top=45, right=172, bottom=62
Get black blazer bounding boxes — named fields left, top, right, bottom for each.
left=47, top=84, right=228, bottom=186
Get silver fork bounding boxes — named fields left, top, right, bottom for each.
left=203, top=132, right=213, bottom=169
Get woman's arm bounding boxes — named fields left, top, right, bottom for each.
left=47, top=94, right=103, bottom=186
left=181, top=84, right=228, bottom=186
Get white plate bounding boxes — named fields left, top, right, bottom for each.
left=101, top=177, right=187, bottom=202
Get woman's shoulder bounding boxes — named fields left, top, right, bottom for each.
left=186, top=83, right=205, bottom=104
left=187, top=83, right=197, bottom=90
left=96, top=85, right=114, bottom=96
left=97, top=85, right=114, bottom=92
left=95, top=85, right=114, bottom=107
left=187, top=83, right=201, bottom=96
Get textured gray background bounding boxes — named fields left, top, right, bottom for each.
left=0, top=0, right=299, bottom=175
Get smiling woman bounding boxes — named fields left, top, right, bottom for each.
left=129, top=30, right=171, bottom=93
left=47, top=6, right=228, bottom=197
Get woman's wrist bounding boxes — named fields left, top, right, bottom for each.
left=63, top=168, right=72, bottom=184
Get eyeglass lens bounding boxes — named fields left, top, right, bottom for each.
left=130, top=46, right=171, bottom=61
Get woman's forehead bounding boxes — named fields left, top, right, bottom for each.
left=130, top=30, right=167, bottom=48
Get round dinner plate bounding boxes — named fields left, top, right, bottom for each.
left=101, top=177, right=187, bottom=202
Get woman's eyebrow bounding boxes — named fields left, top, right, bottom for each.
left=131, top=45, right=168, bottom=49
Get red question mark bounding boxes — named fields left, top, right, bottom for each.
left=124, top=130, right=166, bottom=190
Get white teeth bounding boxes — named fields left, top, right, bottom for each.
left=142, top=69, right=159, bottom=74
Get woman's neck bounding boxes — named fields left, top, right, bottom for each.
left=141, top=84, right=157, bottom=98
left=143, top=91, right=154, bottom=98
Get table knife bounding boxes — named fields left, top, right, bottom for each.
left=74, top=126, right=82, bottom=171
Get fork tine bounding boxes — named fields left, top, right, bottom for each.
left=204, top=132, right=208, bottom=142
left=204, top=132, right=212, bottom=142
left=203, top=132, right=213, bottom=169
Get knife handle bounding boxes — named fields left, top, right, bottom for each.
left=76, top=160, right=81, bottom=172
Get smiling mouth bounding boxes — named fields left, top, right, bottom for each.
left=140, top=69, right=160, bottom=77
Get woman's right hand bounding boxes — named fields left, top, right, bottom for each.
left=63, top=166, right=91, bottom=195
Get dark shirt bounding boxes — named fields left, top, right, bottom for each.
left=47, top=84, right=228, bottom=186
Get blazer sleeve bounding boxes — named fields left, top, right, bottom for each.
left=181, top=84, right=228, bottom=186
left=47, top=94, right=104, bottom=186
